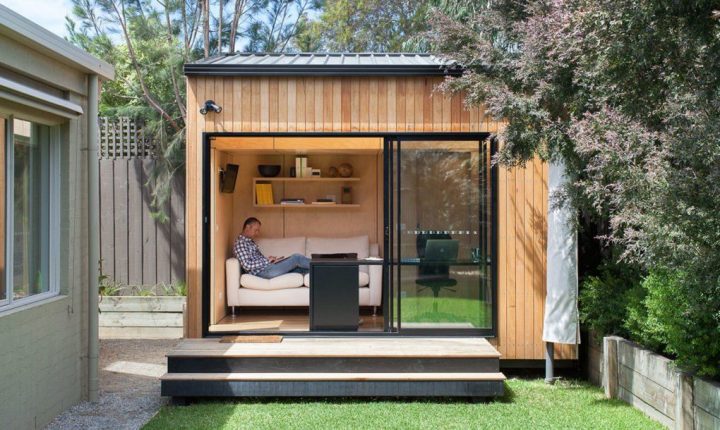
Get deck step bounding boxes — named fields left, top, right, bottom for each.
left=162, top=372, right=506, bottom=381
left=161, top=372, right=506, bottom=398
left=167, top=356, right=500, bottom=373
left=162, top=337, right=505, bottom=398
left=167, top=337, right=501, bottom=358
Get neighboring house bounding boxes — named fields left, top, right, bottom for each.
left=160, top=54, right=578, bottom=400
left=0, top=5, right=113, bottom=429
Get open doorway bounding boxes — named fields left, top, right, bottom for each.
left=207, top=136, right=385, bottom=333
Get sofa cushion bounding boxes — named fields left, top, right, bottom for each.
left=256, top=237, right=306, bottom=259
left=305, top=235, right=369, bottom=259
left=240, top=273, right=304, bottom=291
left=303, top=271, right=369, bottom=288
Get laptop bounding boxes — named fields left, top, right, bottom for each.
left=423, top=239, right=459, bottom=262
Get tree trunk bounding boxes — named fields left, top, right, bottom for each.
left=203, top=0, right=210, bottom=58
left=218, top=0, right=223, bottom=54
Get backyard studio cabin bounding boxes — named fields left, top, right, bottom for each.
left=166, top=53, right=577, bottom=400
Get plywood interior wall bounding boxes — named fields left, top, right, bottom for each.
left=210, top=148, right=383, bottom=323
left=228, top=153, right=382, bottom=242
left=211, top=149, right=233, bottom=324
left=187, top=75, right=577, bottom=360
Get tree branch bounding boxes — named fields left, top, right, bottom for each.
left=109, top=0, right=181, bottom=131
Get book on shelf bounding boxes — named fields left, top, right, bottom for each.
left=311, top=200, right=337, bottom=205
left=255, top=183, right=274, bottom=205
left=280, top=198, right=305, bottom=205
left=294, top=156, right=308, bottom=178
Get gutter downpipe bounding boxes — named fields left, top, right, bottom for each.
left=545, top=342, right=555, bottom=384
left=87, top=74, right=99, bottom=402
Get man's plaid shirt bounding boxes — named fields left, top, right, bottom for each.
left=233, top=235, right=269, bottom=275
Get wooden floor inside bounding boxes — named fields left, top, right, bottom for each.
left=209, top=308, right=384, bottom=333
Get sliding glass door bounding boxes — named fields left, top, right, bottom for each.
left=385, top=136, right=495, bottom=335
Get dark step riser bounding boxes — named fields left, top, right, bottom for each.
left=161, top=380, right=504, bottom=398
left=168, top=357, right=499, bottom=373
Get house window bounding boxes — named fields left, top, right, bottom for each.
left=0, top=117, right=60, bottom=309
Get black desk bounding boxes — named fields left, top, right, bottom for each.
left=309, top=258, right=383, bottom=331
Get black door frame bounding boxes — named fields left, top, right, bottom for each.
left=201, top=131, right=497, bottom=338
left=384, top=135, right=498, bottom=337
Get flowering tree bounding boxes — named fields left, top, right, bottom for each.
left=430, top=0, right=720, bottom=376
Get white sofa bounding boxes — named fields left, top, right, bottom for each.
left=226, top=235, right=382, bottom=308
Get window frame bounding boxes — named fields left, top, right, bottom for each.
left=0, top=115, right=61, bottom=311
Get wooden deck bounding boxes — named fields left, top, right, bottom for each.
left=161, top=337, right=505, bottom=399
left=209, top=310, right=385, bottom=332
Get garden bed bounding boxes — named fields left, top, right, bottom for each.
left=588, top=335, right=720, bottom=429
left=99, top=296, right=185, bottom=339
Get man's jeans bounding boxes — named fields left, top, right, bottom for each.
left=256, top=253, right=310, bottom=279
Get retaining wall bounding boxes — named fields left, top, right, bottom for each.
left=588, top=335, right=720, bottom=429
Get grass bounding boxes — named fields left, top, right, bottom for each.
left=143, top=379, right=663, bottom=430
left=398, top=296, right=490, bottom=328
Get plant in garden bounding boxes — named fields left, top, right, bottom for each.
left=578, top=260, right=643, bottom=339
left=430, top=0, right=720, bottom=376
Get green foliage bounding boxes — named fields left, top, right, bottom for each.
left=579, top=261, right=643, bottom=339
left=581, top=263, right=720, bottom=378
left=638, top=270, right=720, bottom=377
left=158, top=281, right=188, bottom=297
left=302, top=0, right=429, bottom=52
left=433, top=0, right=720, bottom=379
left=66, top=1, right=320, bottom=221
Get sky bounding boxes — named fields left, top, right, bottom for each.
left=1, top=0, right=74, bottom=38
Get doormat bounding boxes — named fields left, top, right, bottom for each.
left=220, top=335, right=284, bottom=343
left=218, top=320, right=284, bottom=331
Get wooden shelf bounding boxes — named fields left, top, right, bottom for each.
left=254, top=204, right=360, bottom=209
left=253, top=177, right=360, bottom=182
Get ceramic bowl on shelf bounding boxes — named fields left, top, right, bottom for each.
left=258, top=165, right=281, bottom=177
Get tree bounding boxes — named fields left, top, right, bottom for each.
left=301, top=0, right=429, bottom=52
left=430, top=0, right=720, bottom=376
left=66, top=0, right=321, bottom=220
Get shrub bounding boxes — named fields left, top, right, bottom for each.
left=624, top=271, right=671, bottom=355
left=579, top=261, right=643, bottom=339
left=641, top=270, right=720, bottom=378
left=587, top=265, right=720, bottom=379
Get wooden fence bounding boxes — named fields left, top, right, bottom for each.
left=99, top=117, right=185, bottom=287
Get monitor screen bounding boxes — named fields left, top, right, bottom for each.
left=220, top=164, right=239, bottom=193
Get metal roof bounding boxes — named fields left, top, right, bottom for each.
left=184, top=53, right=461, bottom=77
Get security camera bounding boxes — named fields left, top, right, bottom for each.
left=200, top=100, right=222, bottom=115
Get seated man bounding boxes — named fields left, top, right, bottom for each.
left=232, top=217, right=310, bottom=279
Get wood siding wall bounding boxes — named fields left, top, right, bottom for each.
left=186, top=75, right=576, bottom=360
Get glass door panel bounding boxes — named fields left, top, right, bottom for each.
left=389, top=138, right=493, bottom=333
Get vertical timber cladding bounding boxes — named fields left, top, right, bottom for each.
left=186, top=75, right=577, bottom=360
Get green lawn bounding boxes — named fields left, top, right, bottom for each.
left=143, top=379, right=662, bottom=430
left=398, top=296, right=490, bottom=328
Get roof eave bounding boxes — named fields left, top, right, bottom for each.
left=183, top=64, right=463, bottom=77
left=0, top=5, right=115, bottom=80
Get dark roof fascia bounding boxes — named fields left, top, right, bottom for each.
left=183, top=64, right=463, bottom=77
